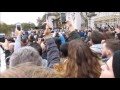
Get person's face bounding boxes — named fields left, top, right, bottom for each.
left=100, top=57, right=114, bottom=78
left=102, top=43, right=112, bottom=58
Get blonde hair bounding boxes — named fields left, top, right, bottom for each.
left=54, top=59, right=68, bottom=75
left=0, top=62, right=63, bottom=78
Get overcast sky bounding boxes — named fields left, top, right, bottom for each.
left=0, top=12, right=45, bottom=26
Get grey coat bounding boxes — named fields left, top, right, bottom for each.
left=45, top=38, right=60, bottom=68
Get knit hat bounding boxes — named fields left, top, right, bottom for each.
left=112, top=50, right=120, bottom=78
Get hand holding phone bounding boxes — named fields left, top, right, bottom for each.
left=15, top=29, right=23, bottom=36
left=61, top=13, right=66, bottom=24
left=16, top=23, right=22, bottom=31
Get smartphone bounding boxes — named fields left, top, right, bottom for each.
left=61, top=13, right=66, bottom=24
left=16, top=23, right=22, bottom=31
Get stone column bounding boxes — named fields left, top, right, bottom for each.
left=48, top=16, right=56, bottom=30
left=74, top=12, right=81, bottom=31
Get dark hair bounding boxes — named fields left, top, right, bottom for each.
left=21, top=36, right=28, bottom=43
left=103, top=31, right=115, bottom=40
left=35, top=27, right=38, bottom=29
left=29, top=42, right=42, bottom=56
left=91, top=31, right=103, bottom=44
left=6, top=36, right=11, bottom=42
left=53, top=37, right=61, bottom=51
left=36, top=35, right=44, bottom=42
left=28, top=35, right=35, bottom=42
left=55, top=33, right=60, bottom=37
left=60, top=42, right=69, bottom=58
left=113, top=50, right=120, bottom=78
left=105, top=39, right=120, bottom=53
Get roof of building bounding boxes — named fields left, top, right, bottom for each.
left=95, top=15, right=120, bottom=22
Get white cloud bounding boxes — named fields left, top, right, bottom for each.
left=0, top=12, right=45, bottom=26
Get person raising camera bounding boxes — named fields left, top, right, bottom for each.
left=41, top=22, right=60, bottom=68
left=64, top=17, right=80, bottom=42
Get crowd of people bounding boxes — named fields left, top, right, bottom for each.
left=0, top=17, right=120, bottom=78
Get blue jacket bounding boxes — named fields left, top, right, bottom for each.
left=59, top=36, right=65, bottom=44
left=79, top=32, right=85, bottom=37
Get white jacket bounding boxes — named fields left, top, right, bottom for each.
left=0, top=47, right=6, bottom=73
left=90, top=44, right=102, bottom=54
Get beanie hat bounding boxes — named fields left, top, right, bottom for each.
left=112, top=50, right=120, bottom=78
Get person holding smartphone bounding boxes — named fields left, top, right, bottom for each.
left=41, top=22, right=60, bottom=68
left=65, top=17, right=80, bottom=42
left=16, top=23, right=22, bottom=31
